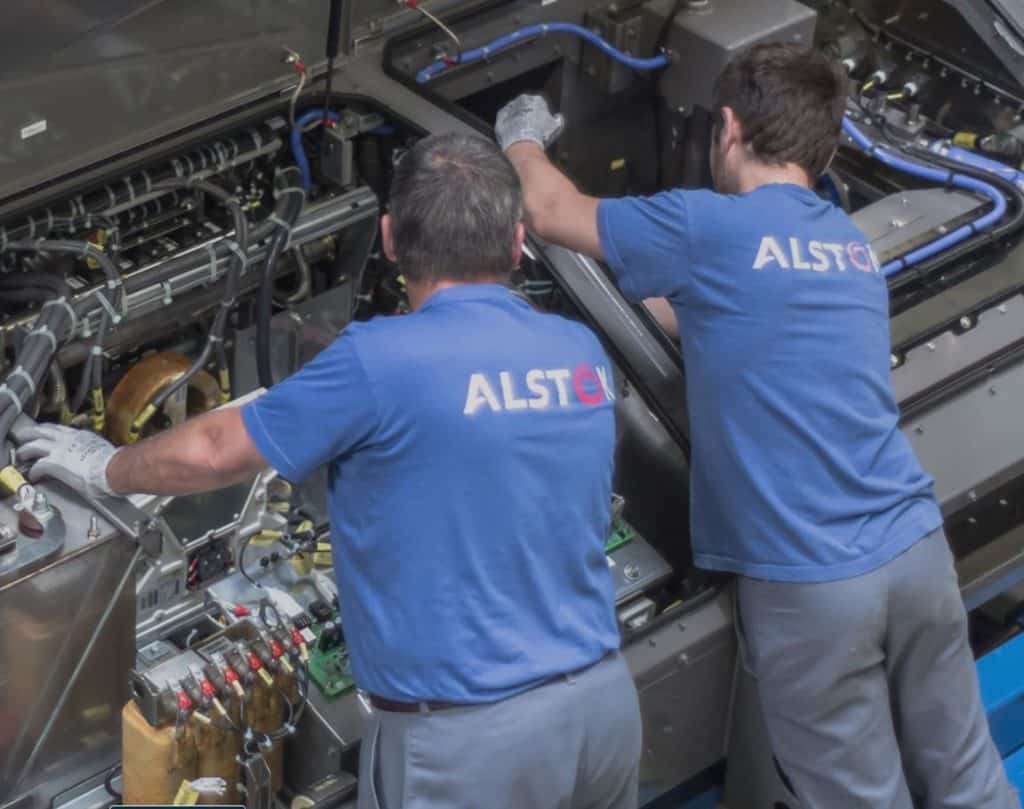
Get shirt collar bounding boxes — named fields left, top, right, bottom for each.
left=417, top=283, right=526, bottom=313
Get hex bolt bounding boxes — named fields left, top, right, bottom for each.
left=960, top=316, right=972, bottom=330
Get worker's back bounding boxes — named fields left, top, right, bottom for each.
left=598, top=183, right=942, bottom=582
left=243, top=283, right=620, bottom=702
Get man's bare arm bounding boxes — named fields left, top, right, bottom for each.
left=506, top=142, right=602, bottom=260
left=107, top=407, right=268, bottom=496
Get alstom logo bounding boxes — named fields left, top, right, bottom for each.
left=463, top=365, right=615, bottom=415
left=752, top=236, right=880, bottom=274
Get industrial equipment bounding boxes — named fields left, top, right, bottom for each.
left=2, top=1, right=1024, bottom=807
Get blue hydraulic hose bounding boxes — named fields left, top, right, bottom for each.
left=292, top=109, right=341, bottom=191
left=416, top=22, right=670, bottom=84
left=926, top=143, right=1024, bottom=193
left=842, top=117, right=1008, bottom=278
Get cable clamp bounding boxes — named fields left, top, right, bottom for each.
left=0, top=385, right=23, bottom=416
left=105, top=184, right=118, bottom=208
left=1, top=226, right=8, bottom=252
left=123, top=177, right=136, bottom=203
left=94, top=288, right=123, bottom=326
left=42, top=296, right=78, bottom=334
left=183, top=153, right=195, bottom=177
left=28, top=324, right=57, bottom=352
left=267, top=214, right=294, bottom=248
left=273, top=186, right=306, bottom=204
left=206, top=243, right=221, bottom=282
left=172, top=158, right=185, bottom=178
left=46, top=208, right=55, bottom=233
left=142, top=170, right=153, bottom=193
left=8, top=367, right=36, bottom=396
left=248, top=128, right=263, bottom=149
left=224, top=239, right=249, bottom=273
left=75, top=196, right=86, bottom=218
left=27, top=214, right=36, bottom=239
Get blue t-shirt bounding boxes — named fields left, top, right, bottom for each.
left=242, top=284, right=620, bottom=702
left=598, top=184, right=942, bottom=582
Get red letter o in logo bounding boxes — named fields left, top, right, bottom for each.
left=573, top=365, right=604, bottom=406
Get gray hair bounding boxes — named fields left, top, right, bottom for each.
left=389, top=132, right=524, bottom=284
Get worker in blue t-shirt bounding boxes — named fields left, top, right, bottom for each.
left=497, top=44, right=1017, bottom=809
left=19, top=133, right=641, bottom=809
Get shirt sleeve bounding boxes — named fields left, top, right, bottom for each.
left=241, top=332, right=379, bottom=482
left=597, top=191, right=691, bottom=303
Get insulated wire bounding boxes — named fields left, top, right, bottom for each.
left=842, top=117, right=1009, bottom=278
left=416, top=22, right=670, bottom=84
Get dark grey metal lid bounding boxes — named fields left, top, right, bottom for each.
left=0, top=0, right=349, bottom=202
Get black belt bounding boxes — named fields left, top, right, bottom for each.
left=368, top=651, right=617, bottom=714
left=368, top=695, right=460, bottom=713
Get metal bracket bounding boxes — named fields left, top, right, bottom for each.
left=239, top=752, right=274, bottom=809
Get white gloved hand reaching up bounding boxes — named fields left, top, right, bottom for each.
left=495, top=94, right=565, bottom=152
left=16, top=423, right=120, bottom=497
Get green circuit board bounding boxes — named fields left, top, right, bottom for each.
left=307, top=628, right=356, bottom=699
left=605, top=518, right=638, bottom=555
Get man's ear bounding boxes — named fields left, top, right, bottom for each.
left=719, top=106, right=743, bottom=153
left=381, top=214, right=398, bottom=263
left=511, top=223, right=525, bottom=269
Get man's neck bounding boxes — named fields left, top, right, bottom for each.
left=733, top=162, right=811, bottom=195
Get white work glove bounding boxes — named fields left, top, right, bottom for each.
left=16, top=423, right=119, bottom=497
left=495, top=94, right=565, bottom=152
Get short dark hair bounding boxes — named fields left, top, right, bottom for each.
left=712, top=43, right=847, bottom=180
left=388, top=132, right=523, bottom=284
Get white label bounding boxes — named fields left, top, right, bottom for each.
left=300, top=627, right=316, bottom=644
left=20, top=120, right=47, bottom=140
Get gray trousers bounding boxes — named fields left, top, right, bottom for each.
left=738, top=528, right=1019, bottom=809
left=357, top=652, right=642, bottom=809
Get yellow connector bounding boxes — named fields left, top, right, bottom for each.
left=128, top=403, right=158, bottom=444
left=90, top=388, right=106, bottom=433
left=0, top=466, right=27, bottom=495
left=953, top=131, right=979, bottom=149
left=218, top=368, right=231, bottom=404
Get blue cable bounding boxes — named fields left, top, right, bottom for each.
left=842, top=117, right=1008, bottom=278
left=926, top=143, right=1024, bottom=193
left=416, top=22, right=670, bottom=84
left=291, top=109, right=341, bottom=191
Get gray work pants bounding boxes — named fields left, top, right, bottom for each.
left=357, top=652, right=642, bottom=809
left=738, top=528, right=1019, bottom=809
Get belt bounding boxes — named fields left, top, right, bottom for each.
left=368, top=695, right=461, bottom=713
left=368, top=651, right=617, bottom=714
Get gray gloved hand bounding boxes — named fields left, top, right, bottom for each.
left=16, top=423, right=119, bottom=497
left=495, top=94, right=565, bottom=152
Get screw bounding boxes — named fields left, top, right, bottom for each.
left=999, top=304, right=1008, bottom=314
left=927, top=342, right=936, bottom=351
left=624, top=563, right=641, bottom=581
left=960, top=316, right=973, bottom=330
left=33, top=491, right=48, bottom=511
left=890, top=353, right=900, bottom=368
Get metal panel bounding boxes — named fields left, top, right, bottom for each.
left=904, top=353, right=1024, bottom=515
left=853, top=189, right=984, bottom=266
left=655, top=0, right=817, bottom=112
left=0, top=1, right=334, bottom=202
left=0, top=484, right=137, bottom=809
left=624, top=591, right=736, bottom=802
left=892, top=294, right=1024, bottom=413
